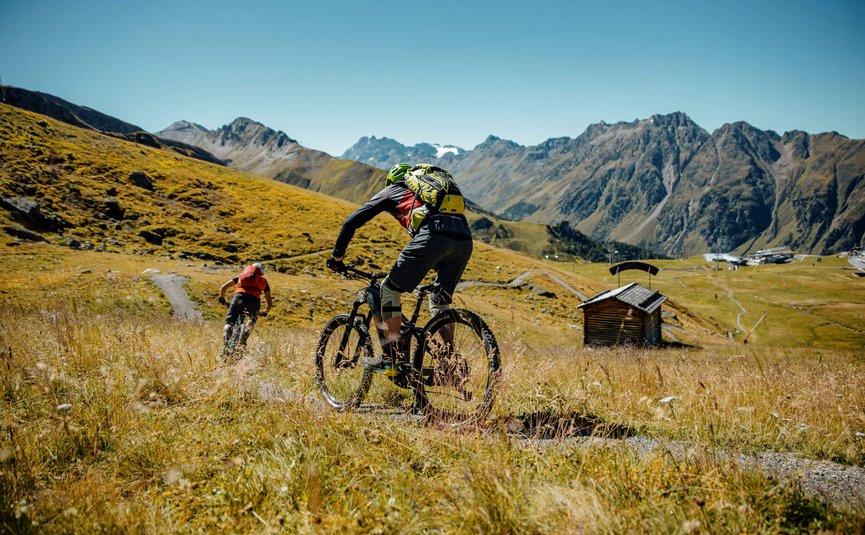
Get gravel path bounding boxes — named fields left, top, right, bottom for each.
left=522, top=435, right=865, bottom=512
left=727, top=288, right=746, bottom=332
left=459, top=269, right=589, bottom=301
left=151, top=273, right=203, bottom=322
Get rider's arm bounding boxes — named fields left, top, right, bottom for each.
left=219, top=278, right=236, bottom=299
left=332, top=187, right=398, bottom=258
left=263, top=289, right=273, bottom=314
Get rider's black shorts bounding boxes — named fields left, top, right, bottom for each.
left=386, top=227, right=473, bottom=303
left=225, top=292, right=261, bottom=324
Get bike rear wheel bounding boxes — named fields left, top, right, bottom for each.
left=315, top=314, right=373, bottom=410
left=413, top=309, right=500, bottom=422
left=222, top=316, right=247, bottom=362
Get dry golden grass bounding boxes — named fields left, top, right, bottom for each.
left=3, top=103, right=865, bottom=531
left=1, top=245, right=864, bottom=532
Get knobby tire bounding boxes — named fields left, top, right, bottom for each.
left=315, top=313, right=373, bottom=410
left=413, top=308, right=500, bottom=423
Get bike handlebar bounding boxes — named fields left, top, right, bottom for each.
left=341, top=264, right=389, bottom=281
left=336, top=263, right=438, bottom=298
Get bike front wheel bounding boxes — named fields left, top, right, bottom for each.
left=222, top=316, right=247, bottom=363
left=315, top=314, right=373, bottom=410
left=413, top=309, right=500, bottom=423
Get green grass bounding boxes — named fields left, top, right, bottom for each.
left=563, top=255, right=865, bottom=349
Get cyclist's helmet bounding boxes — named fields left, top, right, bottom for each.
left=252, top=262, right=265, bottom=274
left=385, top=163, right=411, bottom=186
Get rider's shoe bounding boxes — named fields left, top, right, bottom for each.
left=362, top=354, right=398, bottom=376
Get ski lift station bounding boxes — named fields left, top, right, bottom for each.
left=578, top=262, right=667, bottom=347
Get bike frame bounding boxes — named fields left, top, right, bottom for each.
left=319, top=263, right=500, bottom=420
left=338, top=265, right=436, bottom=382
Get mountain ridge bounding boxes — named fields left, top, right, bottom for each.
left=157, top=117, right=385, bottom=204
left=1, top=85, right=224, bottom=165
left=342, top=112, right=865, bottom=255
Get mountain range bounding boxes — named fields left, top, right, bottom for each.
left=6, top=84, right=862, bottom=257
left=157, top=119, right=384, bottom=203
left=340, top=136, right=465, bottom=170
left=2, top=86, right=643, bottom=263
left=343, top=114, right=865, bottom=255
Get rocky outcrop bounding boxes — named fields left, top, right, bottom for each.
left=0, top=196, right=70, bottom=231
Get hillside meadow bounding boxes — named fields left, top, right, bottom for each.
left=1, top=103, right=864, bottom=532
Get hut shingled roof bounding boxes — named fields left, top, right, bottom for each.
left=578, top=282, right=667, bottom=314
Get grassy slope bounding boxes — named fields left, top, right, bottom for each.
left=564, top=256, right=865, bottom=349
left=2, top=104, right=864, bottom=532
left=0, top=103, right=602, bottom=344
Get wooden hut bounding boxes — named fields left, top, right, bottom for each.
left=578, top=282, right=667, bottom=346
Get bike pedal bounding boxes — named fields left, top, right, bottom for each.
left=379, top=365, right=399, bottom=377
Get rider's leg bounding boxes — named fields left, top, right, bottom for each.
left=239, top=297, right=261, bottom=346
left=379, top=278, right=403, bottom=361
left=429, top=237, right=473, bottom=348
left=224, top=296, right=242, bottom=345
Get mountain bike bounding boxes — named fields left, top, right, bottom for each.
left=315, top=264, right=500, bottom=422
left=220, top=300, right=263, bottom=362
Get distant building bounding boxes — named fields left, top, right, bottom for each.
left=755, top=246, right=794, bottom=256
left=704, top=247, right=792, bottom=266
left=578, top=282, right=667, bottom=346
left=703, top=253, right=746, bottom=265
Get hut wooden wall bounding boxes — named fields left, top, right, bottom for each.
left=645, top=308, right=661, bottom=345
left=583, top=300, right=662, bottom=346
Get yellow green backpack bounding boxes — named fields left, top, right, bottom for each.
left=404, top=164, right=465, bottom=234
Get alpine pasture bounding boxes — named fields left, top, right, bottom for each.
left=1, top=104, right=864, bottom=532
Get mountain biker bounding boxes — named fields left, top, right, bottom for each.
left=327, top=163, right=473, bottom=374
left=218, top=263, right=273, bottom=346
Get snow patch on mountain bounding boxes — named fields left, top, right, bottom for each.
left=434, top=144, right=461, bottom=158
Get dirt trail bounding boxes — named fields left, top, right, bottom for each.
left=151, top=274, right=203, bottom=322
left=301, top=377, right=865, bottom=511
left=459, top=270, right=589, bottom=301
left=532, top=435, right=865, bottom=512
left=727, top=289, right=746, bottom=332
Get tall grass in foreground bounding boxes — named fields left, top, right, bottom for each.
left=498, top=337, right=865, bottom=465
left=1, top=298, right=863, bottom=532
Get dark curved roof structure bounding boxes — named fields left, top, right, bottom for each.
left=609, top=261, right=659, bottom=276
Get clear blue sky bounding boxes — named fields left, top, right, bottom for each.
left=2, top=0, right=864, bottom=156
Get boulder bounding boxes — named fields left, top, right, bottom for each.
left=0, top=196, right=69, bottom=231
left=129, top=171, right=155, bottom=190
left=103, top=197, right=125, bottom=220
left=139, top=229, right=163, bottom=245
left=3, top=226, right=47, bottom=242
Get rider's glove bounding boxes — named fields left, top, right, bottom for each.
left=218, top=296, right=226, bottom=305
left=326, top=257, right=346, bottom=273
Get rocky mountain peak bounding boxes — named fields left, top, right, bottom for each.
left=648, top=111, right=698, bottom=128
left=162, top=120, right=208, bottom=133
left=217, top=117, right=297, bottom=148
